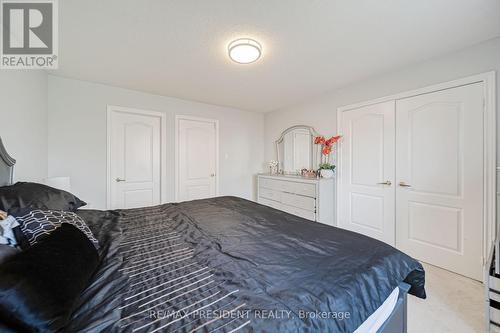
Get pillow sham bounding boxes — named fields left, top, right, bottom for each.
left=0, top=182, right=86, bottom=212
left=0, top=224, right=99, bottom=332
left=11, top=208, right=99, bottom=249
left=0, top=215, right=20, bottom=247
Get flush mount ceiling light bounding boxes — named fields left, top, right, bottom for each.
left=228, top=38, right=262, bottom=64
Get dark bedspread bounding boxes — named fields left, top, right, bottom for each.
left=68, top=196, right=425, bottom=333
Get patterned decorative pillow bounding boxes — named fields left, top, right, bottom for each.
left=11, top=208, right=99, bottom=249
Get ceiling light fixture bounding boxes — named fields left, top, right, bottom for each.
left=228, top=38, right=262, bottom=64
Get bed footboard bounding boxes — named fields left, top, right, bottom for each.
left=376, top=282, right=411, bottom=333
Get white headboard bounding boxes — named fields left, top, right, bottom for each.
left=0, top=137, right=16, bottom=186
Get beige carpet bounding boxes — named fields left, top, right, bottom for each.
left=408, top=263, right=485, bottom=333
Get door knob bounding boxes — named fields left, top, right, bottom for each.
left=377, top=181, right=392, bottom=186
left=115, top=178, right=126, bottom=182
left=399, top=181, right=411, bottom=187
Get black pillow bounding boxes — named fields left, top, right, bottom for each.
left=10, top=208, right=99, bottom=250
left=0, top=244, right=19, bottom=265
left=0, top=224, right=99, bottom=332
left=0, top=182, right=86, bottom=212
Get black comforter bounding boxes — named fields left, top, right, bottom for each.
left=68, top=196, right=425, bottom=333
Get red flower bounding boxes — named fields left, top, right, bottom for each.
left=322, top=146, right=331, bottom=155
left=325, top=135, right=342, bottom=146
left=314, top=136, right=326, bottom=145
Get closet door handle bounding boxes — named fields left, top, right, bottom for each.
left=399, top=182, right=411, bottom=187
left=115, top=178, right=126, bottom=182
left=377, top=181, right=392, bottom=186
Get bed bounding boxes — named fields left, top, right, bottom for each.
left=0, top=137, right=425, bottom=333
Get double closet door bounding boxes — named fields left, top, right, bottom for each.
left=339, top=83, right=484, bottom=280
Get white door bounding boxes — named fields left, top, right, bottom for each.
left=177, top=117, right=217, bottom=201
left=339, top=101, right=396, bottom=245
left=108, top=109, right=162, bottom=209
left=396, top=83, right=484, bottom=280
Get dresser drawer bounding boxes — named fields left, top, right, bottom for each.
left=491, top=306, right=500, bottom=325
left=281, top=203, right=316, bottom=221
left=281, top=192, right=315, bottom=211
left=260, top=178, right=287, bottom=191
left=491, top=275, right=500, bottom=291
left=259, top=187, right=282, bottom=202
left=261, top=178, right=317, bottom=198
left=257, top=175, right=333, bottom=225
left=283, top=181, right=316, bottom=197
left=258, top=197, right=282, bottom=210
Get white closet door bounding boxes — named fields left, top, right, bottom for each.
left=177, top=118, right=217, bottom=201
left=395, top=83, right=484, bottom=280
left=339, top=101, right=396, bottom=245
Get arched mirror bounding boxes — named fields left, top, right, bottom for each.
left=0, top=137, right=16, bottom=186
left=275, top=125, right=321, bottom=174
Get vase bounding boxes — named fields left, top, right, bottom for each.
left=320, top=169, right=334, bottom=178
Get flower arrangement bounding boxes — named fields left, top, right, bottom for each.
left=268, top=160, right=279, bottom=174
left=318, top=162, right=335, bottom=171
left=314, top=135, right=342, bottom=178
left=314, top=135, right=341, bottom=162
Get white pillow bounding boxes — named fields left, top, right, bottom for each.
left=0, top=216, right=20, bottom=247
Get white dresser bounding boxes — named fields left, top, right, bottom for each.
left=257, top=174, right=335, bottom=226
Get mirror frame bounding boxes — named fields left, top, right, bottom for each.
left=275, top=125, right=320, bottom=174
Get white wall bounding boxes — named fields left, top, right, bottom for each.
left=264, top=37, right=500, bottom=165
left=5, top=37, right=499, bottom=209
left=48, top=76, right=264, bottom=209
left=0, top=71, right=48, bottom=182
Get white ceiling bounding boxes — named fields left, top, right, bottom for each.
left=52, top=0, right=500, bottom=112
